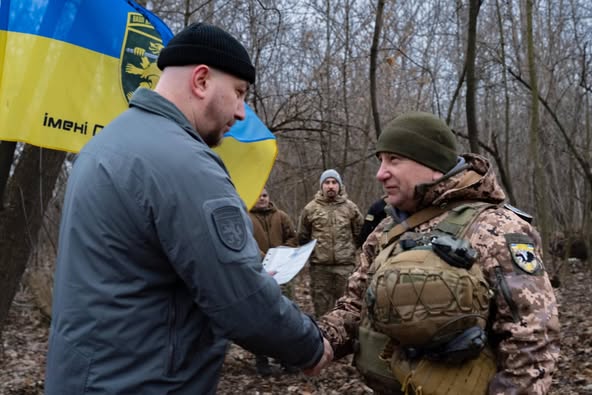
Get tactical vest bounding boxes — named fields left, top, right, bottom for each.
left=354, top=202, right=497, bottom=395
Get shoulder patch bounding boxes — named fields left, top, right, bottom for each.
left=212, top=206, right=247, bottom=251
left=504, top=233, right=543, bottom=275
left=365, top=214, right=375, bottom=221
left=504, top=203, right=533, bottom=223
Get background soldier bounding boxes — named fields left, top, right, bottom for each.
left=357, top=195, right=388, bottom=247
left=298, top=169, right=363, bottom=317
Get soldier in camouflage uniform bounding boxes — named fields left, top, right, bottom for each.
left=319, top=112, right=560, bottom=394
left=298, top=169, right=364, bottom=317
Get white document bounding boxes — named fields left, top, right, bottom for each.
left=262, top=240, right=317, bottom=285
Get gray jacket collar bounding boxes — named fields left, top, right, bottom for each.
left=130, top=88, right=202, bottom=142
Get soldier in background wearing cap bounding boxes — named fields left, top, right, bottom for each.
left=298, top=169, right=364, bottom=318
left=45, top=23, right=332, bottom=395
left=319, top=112, right=559, bottom=394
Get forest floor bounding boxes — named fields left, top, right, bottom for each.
left=1, top=263, right=591, bottom=395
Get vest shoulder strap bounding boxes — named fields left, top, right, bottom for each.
left=435, top=201, right=499, bottom=237
left=382, top=201, right=500, bottom=247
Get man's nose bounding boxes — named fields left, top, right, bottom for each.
left=376, top=163, right=389, bottom=181
left=235, top=102, right=246, bottom=121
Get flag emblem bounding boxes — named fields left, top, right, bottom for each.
left=120, top=12, right=165, bottom=102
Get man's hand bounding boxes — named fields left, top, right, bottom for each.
left=303, top=337, right=333, bottom=376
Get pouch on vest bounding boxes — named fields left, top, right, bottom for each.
left=390, top=344, right=496, bottom=395
left=354, top=325, right=402, bottom=393
left=366, top=246, right=490, bottom=348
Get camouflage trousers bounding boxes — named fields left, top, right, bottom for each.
left=309, top=264, right=354, bottom=318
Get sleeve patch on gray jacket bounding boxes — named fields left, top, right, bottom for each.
left=212, top=206, right=247, bottom=251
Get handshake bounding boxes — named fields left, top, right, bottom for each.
left=303, top=337, right=334, bottom=376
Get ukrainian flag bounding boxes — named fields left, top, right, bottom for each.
left=0, top=0, right=173, bottom=150
left=0, top=0, right=276, bottom=208
left=214, top=105, right=277, bottom=208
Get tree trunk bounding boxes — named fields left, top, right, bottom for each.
left=465, top=0, right=481, bottom=154
left=25, top=164, right=69, bottom=319
left=525, top=0, right=551, bottom=259
left=494, top=0, right=514, bottom=203
left=0, top=146, right=65, bottom=335
left=370, top=0, right=386, bottom=139
left=0, top=141, right=17, bottom=207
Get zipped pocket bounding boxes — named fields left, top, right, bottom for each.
left=494, top=266, right=520, bottom=323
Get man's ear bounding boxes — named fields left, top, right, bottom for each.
left=191, top=65, right=210, bottom=99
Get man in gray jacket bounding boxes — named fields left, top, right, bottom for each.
left=45, top=23, right=332, bottom=395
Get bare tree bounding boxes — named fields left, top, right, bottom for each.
left=525, top=0, right=551, bottom=258
left=465, top=0, right=482, bottom=154
left=0, top=146, right=65, bottom=334
left=494, top=0, right=515, bottom=203
left=0, top=141, right=17, bottom=207
left=370, top=0, right=386, bottom=139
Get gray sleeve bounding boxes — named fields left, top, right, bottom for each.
left=150, top=150, right=323, bottom=368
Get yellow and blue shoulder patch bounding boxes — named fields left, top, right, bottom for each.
left=504, top=233, right=543, bottom=275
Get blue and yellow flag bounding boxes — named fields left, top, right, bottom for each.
left=0, top=0, right=276, bottom=208
left=214, top=105, right=277, bottom=208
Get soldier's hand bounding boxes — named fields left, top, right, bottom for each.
left=303, top=337, right=333, bottom=376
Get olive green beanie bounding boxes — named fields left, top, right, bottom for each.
left=375, top=112, right=458, bottom=173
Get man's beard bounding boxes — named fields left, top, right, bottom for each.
left=203, top=130, right=223, bottom=147
left=325, top=190, right=337, bottom=198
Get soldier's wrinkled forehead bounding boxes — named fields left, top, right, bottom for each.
left=203, top=197, right=259, bottom=264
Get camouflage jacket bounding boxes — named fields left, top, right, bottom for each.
left=298, top=190, right=364, bottom=266
left=319, top=154, right=560, bottom=395
left=249, top=202, right=297, bottom=255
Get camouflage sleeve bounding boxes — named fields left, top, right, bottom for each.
left=280, top=210, right=298, bottom=247
left=297, top=206, right=312, bottom=246
left=319, top=217, right=390, bottom=359
left=467, top=208, right=560, bottom=395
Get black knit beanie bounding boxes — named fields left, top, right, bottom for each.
left=375, top=112, right=458, bottom=173
left=157, top=22, right=256, bottom=84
